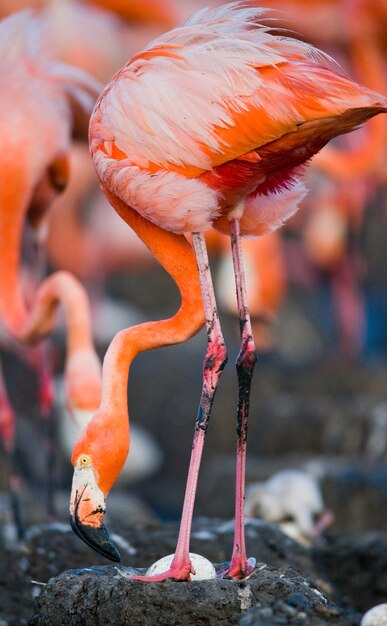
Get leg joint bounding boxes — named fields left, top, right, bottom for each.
left=204, top=339, right=228, bottom=375
left=236, top=341, right=257, bottom=372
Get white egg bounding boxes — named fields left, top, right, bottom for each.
left=146, top=553, right=216, bottom=581
left=361, top=604, right=387, bottom=626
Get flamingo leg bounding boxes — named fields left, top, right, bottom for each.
left=226, top=218, right=257, bottom=579
left=37, top=342, right=57, bottom=519
left=0, top=359, right=25, bottom=541
left=28, top=238, right=58, bottom=519
left=130, top=231, right=227, bottom=581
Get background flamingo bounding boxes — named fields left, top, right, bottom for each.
left=69, top=3, right=387, bottom=582
left=255, top=0, right=387, bottom=361
left=0, top=10, right=104, bottom=529
left=0, top=8, right=103, bottom=413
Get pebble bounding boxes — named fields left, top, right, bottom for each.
left=238, top=599, right=310, bottom=626
left=259, top=608, right=273, bottom=620
left=286, top=593, right=310, bottom=611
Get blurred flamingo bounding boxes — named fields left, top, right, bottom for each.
left=313, top=1, right=387, bottom=181
left=299, top=0, right=387, bottom=359
left=29, top=0, right=156, bottom=371
left=0, top=357, right=24, bottom=539
left=0, top=10, right=103, bottom=475
left=69, top=3, right=387, bottom=580
left=262, top=0, right=387, bottom=360
left=35, top=0, right=165, bottom=473
left=40, top=0, right=129, bottom=84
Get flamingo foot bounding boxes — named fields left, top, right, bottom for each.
left=128, top=566, right=192, bottom=582
left=224, top=556, right=256, bottom=580
left=128, top=552, right=216, bottom=582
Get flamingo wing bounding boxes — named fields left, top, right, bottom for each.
left=93, top=5, right=386, bottom=175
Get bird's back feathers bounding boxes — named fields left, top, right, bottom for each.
left=90, top=2, right=387, bottom=235
left=94, top=4, right=385, bottom=170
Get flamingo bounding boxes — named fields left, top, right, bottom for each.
left=0, top=10, right=103, bottom=440
left=313, top=1, right=387, bottom=181
left=70, top=3, right=387, bottom=581
left=245, top=469, right=334, bottom=546
left=298, top=0, right=387, bottom=359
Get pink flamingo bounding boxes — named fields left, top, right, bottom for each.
left=0, top=11, right=104, bottom=461
left=70, top=3, right=387, bottom=580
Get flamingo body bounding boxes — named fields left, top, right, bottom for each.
left=72, top=3, right=387, bottom=578
left=0, top=11, right=103, bottom=421
left=90, top=4, right=386, bottom=238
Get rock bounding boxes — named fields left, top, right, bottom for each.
left=312, top=532, right=387, bottom=611
left=30, top=565, right=357, bottom=626
left=24, top=519, right=362, bottom=626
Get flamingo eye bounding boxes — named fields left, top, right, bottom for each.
left=79, top=455, right=91, bottom=468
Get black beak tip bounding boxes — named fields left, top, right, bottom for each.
left=70, top=514, right=121, bottom=562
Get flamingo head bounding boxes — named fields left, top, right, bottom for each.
left=69, top=409, right=129, bottom=562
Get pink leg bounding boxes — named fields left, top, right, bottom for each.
left=130, top=232, right=227, bottom=581
left=0, top=359, right=15, bottom=456
left=0, top=358, right=24, bottom=539
left=227, top=218, right=257, bottom=579
left=36, top=342, right=57, bottom=519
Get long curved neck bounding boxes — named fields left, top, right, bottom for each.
left=0, top=169, right=101, bottom=410
left=0, top=155, right=95, bottom=340
left=18, top=270, right=94, bottom=350
left=0, top=164, right=32, bottom=333
left=99, top=188, right=204, bottom=412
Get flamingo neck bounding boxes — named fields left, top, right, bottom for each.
left=98, top=186, right=205, bottom=416
left=0, top=179, right=31, bottom=333
left=0, top=175, right=101, bottom=412
left=74, top=186, right=204, bottom=494
left=18, top=270, right=94, bottom=347
left=0, top=161, right=95, bottom=346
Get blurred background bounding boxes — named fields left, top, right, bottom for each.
left=0, top=0, right=387, bottom=547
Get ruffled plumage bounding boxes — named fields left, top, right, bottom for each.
left=90, top=2, right=387, bottom=235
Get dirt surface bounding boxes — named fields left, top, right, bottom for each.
left=3, top=516, right=387, bottom=625
left=30, top=567, right=354, bottom=626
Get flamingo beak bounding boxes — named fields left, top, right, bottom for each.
left=69, top=465, right=120, bottom=562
